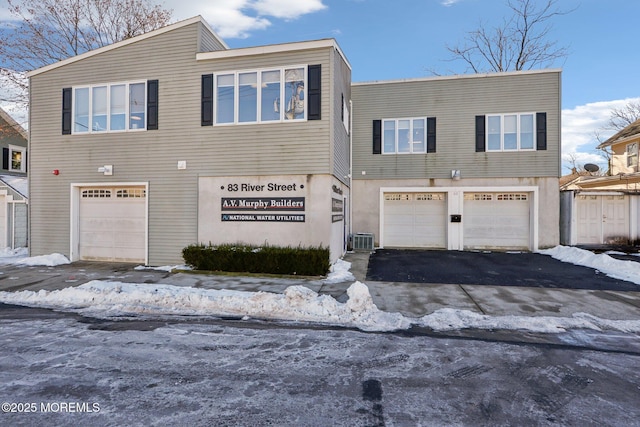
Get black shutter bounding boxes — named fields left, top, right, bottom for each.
left=427, top=117, right=436, bottom=153
left=475, top=115, right=486, bottom=152
left=2, top=148, right=8, bottom=170
left=146, top=80, right=158, bottom=130
left=536, top=112, right=547, bottom=151
left=62, top=88, right=72, bottom=135
left=308, top=64, right=321, bottom=120
left=341, top=93, right=344, bottom=122
left=373, top=120, right=382, bottom=154
left=201, top=74, right=213, bottom=126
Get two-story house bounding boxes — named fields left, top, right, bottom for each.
left=351, top=71, right=561, bottom=251
left=27, top=15, right=560, bottom=265
left=0, top=107, right=28, bottom=248
left=27, top=16, right=350, bottom=265
left=560, top=119, right=640, bottom=245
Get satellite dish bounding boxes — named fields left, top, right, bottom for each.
left=584, top=163, right=599, bottom=173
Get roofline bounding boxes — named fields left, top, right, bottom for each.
left=27, top=16, right=228, bottom=78
left=196, top=39, right=352, bottom=70
left=597, top=133, right=639, bottom=149
left=0, top=107, right=27, bottom=140
left=352, top=68, right=562, bottom=86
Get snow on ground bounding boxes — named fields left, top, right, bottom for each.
left=0, top=247, right=639, bottom=333
left=0, top=248, right=70, bottom=267
left=134, top=264, right=192, bottom=272
left=538, top=245, right=640, bottom=285
left=0, top=280, right=410, bottom=332
left=323, top=258, right=356, bottom=284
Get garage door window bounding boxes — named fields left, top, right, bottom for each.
left=385, top=193, right=411, bottom=201
left=82, top=189, right=112, bottom=198
left=416, top=193, right=444, bottom=201
left=117, top=188, right=146, bottom=198
left=497, top=193, right=528, bottom=201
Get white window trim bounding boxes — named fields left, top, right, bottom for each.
left=486, top=112, right=536, bottom=152
left=382, top=117, right=428, bottom=155
left=213, top=65, right=308, bottom=126
left=71, top=80, right=147, bottom=135
left=7, top=145, right=26, bottom=173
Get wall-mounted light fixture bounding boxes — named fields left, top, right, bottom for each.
left=98, top=165, right=113, bottom=176
left=451, top=169, right=461, bottom=180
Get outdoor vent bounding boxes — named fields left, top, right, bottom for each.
left=352, top=233, right=374, bottom=251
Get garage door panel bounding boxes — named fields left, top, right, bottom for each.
left=79, top=187, right=146, bottom=262
left=464, top=193, right=530, bottom=250
left=384, top=193, right=446, bottom=248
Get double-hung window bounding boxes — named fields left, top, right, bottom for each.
left=7, top=145, right=25, bottom=173
left=213, top=66, right=306, bottom=125
left=72, top=82, right=147, bottom=133
left=627, top=142, right=638, bottom=168
left=382, top=118, right=427, bottom=154
left=486, top=113, right=535, bottom=151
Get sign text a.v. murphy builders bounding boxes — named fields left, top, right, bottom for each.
left=221, top=197, right=305, bottom=211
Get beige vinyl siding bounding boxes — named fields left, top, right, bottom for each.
left=331, top=48, right=351, bottom=186
left=29, top=21, right=336, bottom=264
left=352, top=70, right=561, bottom=180
left=198, top=25, right=226, bottom=53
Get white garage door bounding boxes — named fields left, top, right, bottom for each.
left=79, top=187, right=146, bottom=262
left=464, top=192, right=530, bottom=250
left=383, top=193, right=447, bottom=248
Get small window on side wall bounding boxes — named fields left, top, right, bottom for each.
left=627, top=142, right=638, bottom=168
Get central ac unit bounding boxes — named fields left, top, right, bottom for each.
left=352, top=233, right=374, bottom=251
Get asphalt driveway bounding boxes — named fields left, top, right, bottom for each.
left=366, top=249, right=640, bottom=291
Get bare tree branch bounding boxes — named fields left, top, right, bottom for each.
left=441, top=0, right=575, bottom=74
left=0, top=0, right=173, bottom=107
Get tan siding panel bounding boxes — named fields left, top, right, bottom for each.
left=352, top=71, right=561, bottom=180
left=29, top=22, right=336, bottom=264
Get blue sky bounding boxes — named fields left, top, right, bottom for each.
left=1, top=0, right=639, bottom=171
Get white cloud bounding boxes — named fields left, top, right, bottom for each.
left=162, top=0, right=326, bottom=39
left=561, top=97, right=640, bottom=171
left=252, top=0, right=326, bottom=20
left=441, top=0, right=462, bottom=6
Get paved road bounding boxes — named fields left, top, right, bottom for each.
left=367, top=249, right=640, bottom=291
left=1, top=305, right=639, bottom=427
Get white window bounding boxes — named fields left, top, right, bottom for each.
left=214, top=66, right=306, bottom=125
left=627, top=142, right=638, bottom=168
left=486, top=113, right=536, bottom=151
left=382, top=118, right=427, bottom=154
left=73, top=81, right=147, bottom=134
left=8, top=145, right=25, bottom=173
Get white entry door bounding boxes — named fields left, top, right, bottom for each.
left=78, top=187, right=146, bottom=262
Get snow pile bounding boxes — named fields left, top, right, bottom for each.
left=0, top=280, right=410, bottom=332
left=324, top=258, right=356, bottom=284
left=539, top=246, right=640, bottom=285
left=418, top=309, right=640, bottom=334
left=14, top=253, right=71, bottom=267
left=0, top=247, right=29, bottom=265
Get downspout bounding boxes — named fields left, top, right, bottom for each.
left=349, top=99, right=353, bottom=241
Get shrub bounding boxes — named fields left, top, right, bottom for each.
left=182, top=243, right=330, bottom=276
